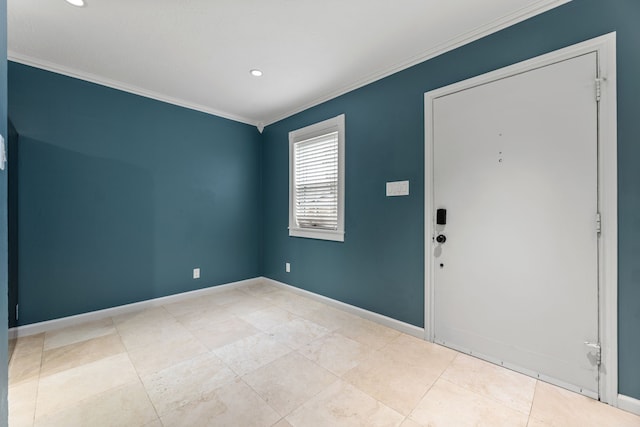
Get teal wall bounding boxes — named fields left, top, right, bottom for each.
left=262, top=0, right=640, bottom=399
left=8, top=63, right=263, bottom=326
left=6, top=0, right=640, bottom=405
left=1, top=0, right=9, bottom=422
left=7, top=120, right=17, bottom=328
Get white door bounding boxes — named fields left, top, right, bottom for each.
left=432, top=52, right=600, bottom=395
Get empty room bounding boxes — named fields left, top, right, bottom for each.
left=1, top=0, right=640, bottom=426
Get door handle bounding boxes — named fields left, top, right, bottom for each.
left=436, top=234, right=447, bottom=244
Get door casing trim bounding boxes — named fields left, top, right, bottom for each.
left=424, top=32, right=617, bottom=405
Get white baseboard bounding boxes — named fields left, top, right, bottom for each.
left=617, top=394, right=640, bottom=416
left=10, top=276, right=425, bottom=341
left=262, top=277, right=425, bottom=338
left=8, top=277, right=263, bottom=339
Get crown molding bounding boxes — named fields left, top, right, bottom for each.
left=8, top=0, right=570, bottom=131
left=261, top=0, right=571, bottom=127
left=7, top=51, right=258, bottom=127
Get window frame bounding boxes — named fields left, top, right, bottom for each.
left=289, top=114, right=345, bottom=242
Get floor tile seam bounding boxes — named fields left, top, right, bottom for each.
left=338, top=346, right=386, bottom=380
left=376, top=331, right=407, bottom=353
left=221, top=290, right=278, bottom=304
left=280, top=376, right=382, bottom=423
left=289, top=346, right=342, bottom=381
left=38, top=351, right=132, bottom=380
left=375, top=336, right=441, bottom=366
left=112, top=305, right=170, bottom=322
left=341, top=378, right=407, bottom=420
left=328, top=329, right=378, bottom=354
left=280, top=318, right=333, bottom=349
left=137, top=347, right=228, bottom=383
left=33, top=375, right=142, bottom=424
left=295, top=343, right=345, bottom=377
left=278, top=371, right=341, bottom=419
left=267, top=330, right=325, bottom=352
left=30, top=349, right=45, bottom=427
left=131, top=343, right=211, bottom=377
left=42, top=320, right=117, bottom=352
left=114, top=317, right=201, bottom=353
left=211, top=330, right=278, bottom=358
left=150, top=370, right=243, bottom=419
left=293, top=343, right=352, bottom=378
left=10, top=336, right=45, bottom=360
left=244, top=290, right=282, bottom=300
left=238, top=370, right=312, bottom=420
left=111, top=315, right=172, bottom=336
left=317, top=336, right=378, bottom=377
left=402, top=378, right=439, bottom=422
left=261, top=312, right=305, bottom=332
left=210, top=345, right=257, bottom=378
left=338, top=365, right=406, bottom=415
left=126, top=347, right=172, bottom=423
left=272, top=417, right=289, bottom=427
left=402, top=351, right=461, bottom=418
left=525, top=379, right=541, bottom=426
left=177, top=311, right=248, bottom=336
left=39, top=333, right=129, bottom=379
left=402, top=414, right=419, bottom=426
left=112, top=316, right=142, bottom=353
left=42, top=334, right=113, bottom=353
left=160, top=301, right=194, bottom=320
left=437, top=377, right=532, bottom=417
left=440, top=356, right=537, bottom=416
left=239, top=376, right=309, bottom=425
left=8, top=353, right=40, bottom=388
left=207, top=296, right=261, bottom=309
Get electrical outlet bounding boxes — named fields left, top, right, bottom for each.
left=193, top=268, right=200, bottom=279
left=285, top=262, right=291, bottom=273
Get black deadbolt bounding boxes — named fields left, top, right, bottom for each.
left=436, top=208, right=447, bottom=225
left=436, top=234, right=447, bottom=244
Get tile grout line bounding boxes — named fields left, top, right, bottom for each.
left=438, top=353, right=537, bottom=418
left=116, top=315, right=164, bottom=426
left=118, top=303, right=230, bottom=425
left=14, top=283, right=633, bottom=426
left=404, top=349, right=461, bottom=420
left=525, top=380, right=540, bottom=427
left=31, top=336, right=45, bottom=427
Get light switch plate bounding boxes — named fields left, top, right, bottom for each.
left=386, top=180, right=409, bottom=196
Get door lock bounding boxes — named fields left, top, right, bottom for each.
left=436, top=234, right=447, bottom=244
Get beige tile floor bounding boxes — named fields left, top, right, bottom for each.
left=8, top=282, right=640, bottom=427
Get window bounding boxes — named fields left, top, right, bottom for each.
left=289, top=114, right=345, bottom=242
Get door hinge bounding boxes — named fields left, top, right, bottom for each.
left=595, top=78, right=602, bottom=102
left=595, top=212, right=601, bottom=234
left=16, top=304, right=18, bottom=320
left=584, top=341, right=601, bottom=365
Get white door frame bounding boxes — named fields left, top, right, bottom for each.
left=424, top=33, right=617, bottom=405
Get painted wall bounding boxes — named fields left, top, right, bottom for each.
left=8, top=120, right=17, bottom=329
left=7, top=0, right=640, bottom=404
left=262, top=0, right=640, bottom=399
left=1, top=0, right=9, bottom=422
left=8, top=63, right=262, bottom=326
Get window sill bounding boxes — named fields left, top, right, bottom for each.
left=289, top=227, right=344, bottom=242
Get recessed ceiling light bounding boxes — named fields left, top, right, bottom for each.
left=65, top=0, right=85, bottom=7
left=250, top=69, right=263, bottom=77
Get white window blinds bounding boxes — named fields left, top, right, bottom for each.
left=293, top=131, right=339, bottom=230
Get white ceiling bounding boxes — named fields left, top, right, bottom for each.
left=7, top=0, right=569, bottom=127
